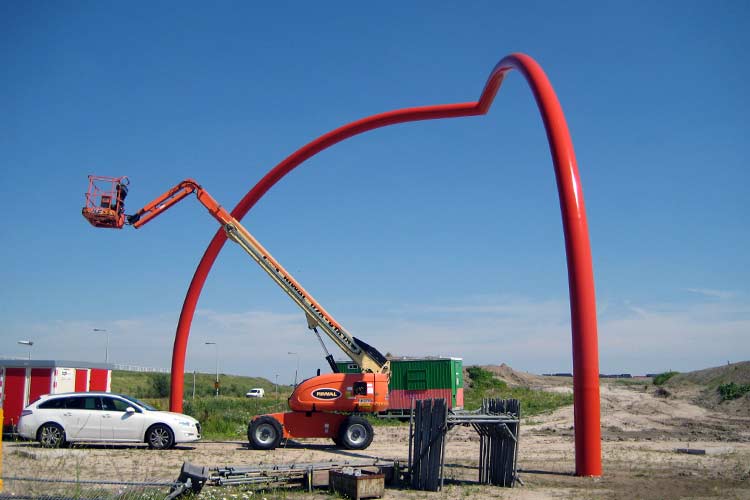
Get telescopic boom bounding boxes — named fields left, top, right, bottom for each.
left=83, top=176, right=389, bottom=375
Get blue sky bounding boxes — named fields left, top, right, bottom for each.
left=1, top=2, right=748, bottom=383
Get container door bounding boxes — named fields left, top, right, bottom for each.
left=29, top=369, right=53, bottom=404
left=3, top=368, right=27, bottom=427
left=75, top=369, right=89, bottom=392
left=54, top=368, right=76, bottom=393
left=89, top=369, right=110, bottom=391
left=452, top=359, right=464, bottom=409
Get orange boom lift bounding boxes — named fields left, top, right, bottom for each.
left=83, top=176, right=390, bottom=450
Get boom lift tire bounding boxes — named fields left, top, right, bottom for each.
left=248, top=416, right=283, bottom=450
left=337, top=416, right=374, bottom=450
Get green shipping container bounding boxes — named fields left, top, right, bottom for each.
left=388, top=358, right=462, bottom=392
left=335, top=357, right=464, bottom=409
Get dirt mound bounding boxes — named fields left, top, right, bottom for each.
left=667, top=361, right=750, bottom=388
left=478, top=363, right=552, bottom=387
left=666, top=361, right=750, bottom=415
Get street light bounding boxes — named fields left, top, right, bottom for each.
left=205, top=342, right=219, bottom=397
left=93, top=328, right=109, bottom=364
left=17, top=340, right=33, bottom=360
left=288, top=351, right=299, bottom=387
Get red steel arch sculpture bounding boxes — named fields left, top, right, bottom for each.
left=170, top=53, right=602, bottom=476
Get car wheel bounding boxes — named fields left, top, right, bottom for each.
left=338, top=416, right=374, bottom=450
left=38, top=423, right=66, bottom=448
left=248, top=416, right=282, bottom=450
left=146, top=424, right=175, bottom=450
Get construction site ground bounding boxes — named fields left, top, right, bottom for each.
left=3, top=374, right=750, bottom=499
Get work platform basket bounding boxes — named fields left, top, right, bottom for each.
left=82, top=175, right=129, bottom=229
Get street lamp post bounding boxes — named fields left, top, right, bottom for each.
left=205, top=342, right=219, bottom=397
left=17, top=340, right=33, bottom=360
left=93, top=328, right=109, bottom=364
left=288, top=351, right=299, bottom=387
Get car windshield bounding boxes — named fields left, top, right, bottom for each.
left=119, top=394, right=158, bottom=411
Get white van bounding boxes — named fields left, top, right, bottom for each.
left=245, top=388, right=265, bottom=398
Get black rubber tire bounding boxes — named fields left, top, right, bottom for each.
left=338, top=416, right=374, bottom=450
left=248, top=416, right=282, bottom=450
left=146, top=424, right=175, bottom=450
left=38, top=423, right=66, bottom=448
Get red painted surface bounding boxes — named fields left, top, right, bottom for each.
left=167, top=53, right=601, bottom=475
left=265, top=411, right=348, bottom=439
left=29, top=368, right=52, bottom=404
left=3, top=368, right=26, bottom=427
left=89, top=369, right=109, bottom=391
left=388, top=388, right=454, bottom=410
left=75, top=369, right=89, bottom=392
left=456, top=388, right=464, bottom=408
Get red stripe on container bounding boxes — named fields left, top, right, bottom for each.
left=388, top=388, right=454, bottom=411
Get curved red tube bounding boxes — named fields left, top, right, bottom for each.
left=169, top=53, right=601, bottom=476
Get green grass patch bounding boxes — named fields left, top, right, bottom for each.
left=653, top=371, right=680, bottom=386
left=610, top=378, right=646, bottom=386
left=464, top=366, right=573, bottom=417
left=139, top=395, right=291, bottom=439
left=184, top=396, right=289, bottom=438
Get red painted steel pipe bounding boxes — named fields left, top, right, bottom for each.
left=169, top=53, right=602, bottom=476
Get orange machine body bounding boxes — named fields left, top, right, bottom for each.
left=263, top=411, right=349, bottom=440
left=288, top=372, right=389, bottom=413
left=261, top=372, right=388, bottom=439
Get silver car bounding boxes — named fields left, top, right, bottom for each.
left=17, top=392, right=201, bottom=449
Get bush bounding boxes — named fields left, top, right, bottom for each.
left=653, top=371, right=679, bottom=386
left=150, top=373, right=170, bottom=398
left=654, top=387, right=671, bottom=398
left=466, top=366, right=507, bottom=390
left=718, top=382, right=750, bottom=401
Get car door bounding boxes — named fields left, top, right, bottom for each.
left=100, top=396, right=146, bottom=441
left=61, top=396, right=101, bottom=440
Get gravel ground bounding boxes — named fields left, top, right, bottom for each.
left=3, top=379, right=750, bottom=499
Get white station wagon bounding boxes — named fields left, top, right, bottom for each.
left=17, top=392, right=201, bottom=449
